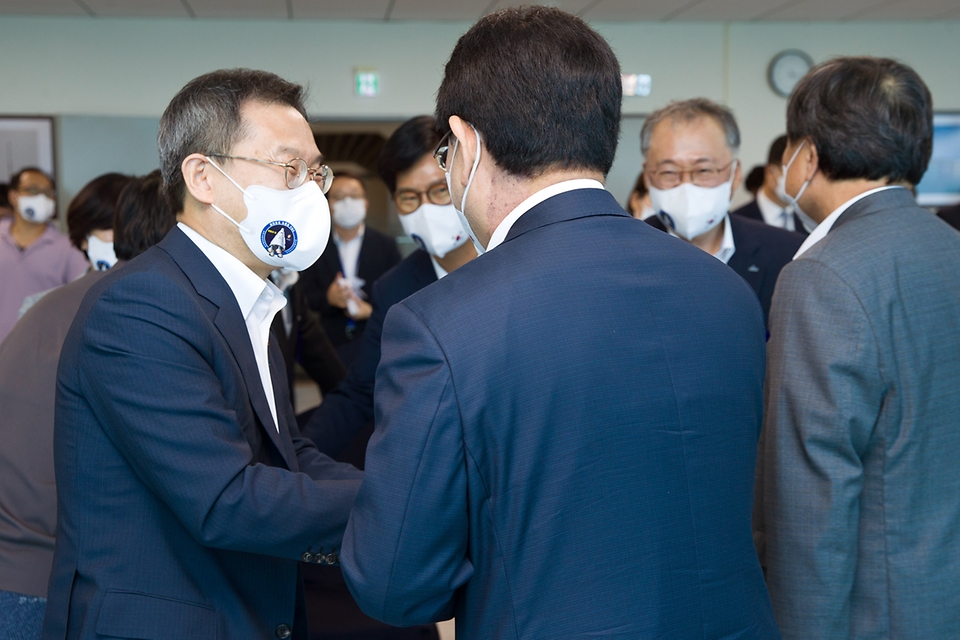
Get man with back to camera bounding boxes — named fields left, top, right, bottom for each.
left=43, top=69, right=362, bottom=640
left=733, top=135, right=812, bottom=235
left=641, top=99, right=805, bottom=327
left=340, top=8, right=779, bottom=638
left=302, top=115, right=476, bottom=460
left=753, top=56, right=960, bottom=638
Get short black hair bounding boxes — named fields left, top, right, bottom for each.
left=9, top=167, right=55, bottom=192
left=767, top=135, right=788, bottom=166
left=787, top=56, right=933, bottom=185
left=745, top=165, right=766, bottom=195
left=158, top=68, right=307, bottom=214
left=436, top=6, right=621, bottom=178
left=66, top=173, right=132, bottom=251
left=378, top=116, right=441, bottom=194
left=113, top=170, right=177, bottom=261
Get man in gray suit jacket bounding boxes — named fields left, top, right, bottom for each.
left=754, top=56, right=960, bottom=638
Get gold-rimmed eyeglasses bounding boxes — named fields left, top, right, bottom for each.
left=646, top=159, right=737, bottom=190
left=395, top=181, right=451, bottom=214
left=208, top=155, right=334, bottom=193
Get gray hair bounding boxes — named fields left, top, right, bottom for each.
left=158, top=68, right=307, bottom=213
left=640, top=98, right=741, bottom=157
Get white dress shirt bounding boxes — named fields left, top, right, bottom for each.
left=663, top=213, right=737, bottom=265
left=794, top=186, right=902, bottom=259
left=757, top=190, right=795, bottom=231
left=178, top=222, right=286, bottom=431
left=486, top=179, right=605, bottom=252
left=429, top=255, right=449, bottom=280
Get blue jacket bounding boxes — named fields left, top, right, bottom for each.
left=43, top=228, right=362, bottom=640
left=341, top=188, right=779, bottom=639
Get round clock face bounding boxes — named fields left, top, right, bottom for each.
left=769, top=50, right=814, bottom=98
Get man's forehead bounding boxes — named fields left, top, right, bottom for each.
left=20, top=171, right=53, bottom=186
left=649, top=115, right=730, bottom=160
left=236, top=101, right=321, bottom=162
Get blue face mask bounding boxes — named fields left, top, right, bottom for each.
left=444, top=124, right=486, bottom=255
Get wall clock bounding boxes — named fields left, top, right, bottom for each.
left=768, top=50, right=814, bottom=98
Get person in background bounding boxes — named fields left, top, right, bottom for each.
left=641, top=100, right=804, bottom=327
left=743, top=164, right=765, bottom=198
left=733, top=135, right=811, bottom=235
left=0, top=167, right=89, bottom=342
left=936, top=200, right=960, bottom=230
left=0, top=170, right=175, bottom=640
left=17, top=173, right=133, bottom=316
left=0, top=183, right=13, bottom=217
left=624, top=171, right=655, bottom=219
left=43, top=69, right=362, bottom=640
left=754, top=56, right=960, bottom=639
left=341, top=8, right=778, bottom=638
left=302, top=115, right=476, bottom=462
left=299, top=172, right=401, bottom=367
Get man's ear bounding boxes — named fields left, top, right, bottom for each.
left=802, top=140, right=820, bottom=182
left=182, top=154, right=218, bottom=205
left=448, top=115, right=477, bottom=188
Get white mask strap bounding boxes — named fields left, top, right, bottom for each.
left=461, top=124, right=482, bottom=214
left=206, top=156, right=249, bottom=196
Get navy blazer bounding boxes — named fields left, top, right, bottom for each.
left=341, top=189, right=779, bottom=638
left=43, top=228, right=362, bottom=640
left=302, top=249, right=437, bottom=460
left=732, top=199, right=808, bottom=237
left=646, top=213, right=804, bottom=327
left=299, top=227, right=401, bottom=348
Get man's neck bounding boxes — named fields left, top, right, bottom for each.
left=689, top=218, right=725, bottom=256
left=10, top=214, right=47, bottom=249
left=808, top=178, right=891, bottom=224
left=334, top=224, right=362, bottom=242
left=178, top=209, right=272, bottom=279
left=434, top=239, right=478, bottom=274
left=761, top=183, right=786, bottom=208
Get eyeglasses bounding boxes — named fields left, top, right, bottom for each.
left=434, top=132, right=453, bottom=171
left=208, top=155, right=334, bottom=193
left=16, top=185, right=55, bottom=198
left=646, top=159, right=737, bottom=190
left=395, top=181, right=451, bottom=214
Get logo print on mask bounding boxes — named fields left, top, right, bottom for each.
left=95, top=260, right=112, bottom=271
left=261, top=221, right=298, bottom=258
left=659, top=211, right=676, bottom=231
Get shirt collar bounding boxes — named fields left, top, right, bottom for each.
left=429, top=254, right=449, bottom=280
left=177, top=222, right=275, bottom=319
left=1, top=217, right=60, bottom=251
left=664, top=213, right=737, bottom=265
left=793, top=185, right=902, bottom=259
left=756, top=189, right=787, bottom=227
left=486, top=179, right=605, bottom=252
left=333, top=224, right=364, bottom=248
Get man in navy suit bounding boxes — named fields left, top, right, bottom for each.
left=340, top=8, right=779, bottom=639
left=733, top=135, right=812, bottom=235
left=641, top=99, right=804, bottom=327
left=44, top=69, right=362, bottom=640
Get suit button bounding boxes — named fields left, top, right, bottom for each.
left=275, top=623, right=292, bottom=639
left=325, top=552, right=339, bottom=565
left=301, top=552, right=313, bottom=563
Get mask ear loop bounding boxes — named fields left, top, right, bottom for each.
left=781, top=141, right=811, bottom=206
left=205, top=156, right=249, bottom=231
left=461, top=124, right=482, bottom=214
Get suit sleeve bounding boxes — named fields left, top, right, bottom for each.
left=340, top=301, right=473, bottom=626
left=300, top=277, right=388, bottom=456
left=755, top=258, right=884, bottom=638
left=77, top=271, right=361, bottom=561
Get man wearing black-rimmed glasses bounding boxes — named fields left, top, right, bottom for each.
left=44, top=69, right=362, bottom=640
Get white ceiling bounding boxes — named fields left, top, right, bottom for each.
left=0, top=0, right=957, bottom=21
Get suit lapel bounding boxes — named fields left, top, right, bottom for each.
left=159, top=228, right=297, bottom=469
left=726, top=215, right=763, bottom=290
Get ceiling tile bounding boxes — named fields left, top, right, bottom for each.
left=186, top=0, right=288, bottom=19
left=83, top=0, right=190, bottom=18
left=388, top=0, right=487, bottom=21
left=854, top=0, right=960, bottom=18
left=0, top=0, right=89, bottom=16
left=580, top=0, right=686, bottom=21
left=765, top=0, right=893, bottom=20
left=290, top=0, right=391, bottom=20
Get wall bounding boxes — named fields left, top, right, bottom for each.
left=1, top=16, right=958, bottom=207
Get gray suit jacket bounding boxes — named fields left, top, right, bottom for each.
left=754, top=187, right=960, bottom=639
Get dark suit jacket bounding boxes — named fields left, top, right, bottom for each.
left=0, top=270, right=107, bottom=599
left=341, top=189, right=779, bottom=638
left=755, top=188, right=960, bottom=638
left=271, top=282, right=346, bottom=398
left=299, top=227, right=401, bottom=348
left=303, top=249, right=437, bottom=461
left=646, top=213, right=804, bottom=327
left=937, top=202, right=960, bottom=231
left=732, top=199, right=808, bottom=237
left=43, top=228, right=362, bottom=640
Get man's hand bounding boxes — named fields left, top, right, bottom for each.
left=326, top=272, right=351, bottom=309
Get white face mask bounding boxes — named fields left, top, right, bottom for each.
left=776, top=140, right=811, bottom=210
left=331, top=197, right=366, bottom=229
left=18, top=194, right=56, bottom=223
left=444, top=124, right=486, bottom=255
left=648, top=161, right=737, bottom=240
left=207, top=157, right=331, bottom=271
left=638, top=205, right=657, bottom=221
left=399, top=203, right=469, bottom=258
left=86, top=235, right=117, bottom=271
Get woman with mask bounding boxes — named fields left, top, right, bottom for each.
left=0, top=167, right=90, bottom=343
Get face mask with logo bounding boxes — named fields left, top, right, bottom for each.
left=399, top=203, right=469, bottom=258
left=648, top=161, right=737, bottom=241
left=331, top=197, right=366, bottom=229
left=444, top=124, right=486, bottom=255
left=206, top=157, right=331, bottom=271
left=776, top=140, right=811, bottom=210
left=86, top=235, right=117, bottom=270
left=18, top=194, right=56, bottom=223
